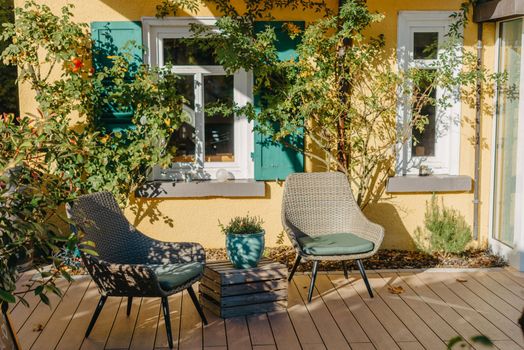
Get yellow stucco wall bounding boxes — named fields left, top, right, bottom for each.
left=17, top=0, right=498, bottom=249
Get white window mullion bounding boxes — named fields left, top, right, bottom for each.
left=195, top=72, right=205, bottom=169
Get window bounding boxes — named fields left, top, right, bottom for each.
left=142, top=18, right=253, bottom=180
left=397, top=12, right=461, bottom=175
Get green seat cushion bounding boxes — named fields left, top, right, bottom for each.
left=297, top=233, right=374, bottom=256
left=151, top=262, right=203, bottom=291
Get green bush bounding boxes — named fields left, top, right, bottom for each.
left=219, top=215, right=264, bottom=235
left=414, top=195, right=472, bottom=254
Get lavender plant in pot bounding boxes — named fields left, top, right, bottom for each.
left=220, top=215, right=265, bottom=269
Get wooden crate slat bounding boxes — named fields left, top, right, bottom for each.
left=222, top=279, right=287, bottom=297
left=201, top=285, right=288, bottom=307
left=200, top=294, right=287, bottom=318
left=204, top=261, right=287, bottom=285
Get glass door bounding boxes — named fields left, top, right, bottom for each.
left=493, top=19, right=523, bottom=245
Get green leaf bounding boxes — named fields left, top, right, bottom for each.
left=60, top=269, right=73, bottom=282
left=447, top=336, right=464, bottom=349
left=470, top=335, right=493, bottom=346
left=39, top=293, right=50, bottom=306
left=0, top=288, right=16, bottom=303
left=80, top=248, right=99, bottom=256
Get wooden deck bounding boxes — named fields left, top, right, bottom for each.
left=11, top=269, right=524, bottom=350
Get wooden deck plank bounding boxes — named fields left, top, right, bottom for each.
left=17, top=269, right=524, bottom=350
left=105, top=296, right=141, bottom=349
left=349, top=343, right=376, bottom=350
left=397, top=341, right=425, bottom=350
left=472, top=272, right=524, bottom=311
left=351, top=273, right=416, bottom=343
left=398, top=272, right=493, bottom=350
left=178, top=290, right=203, bottom=349
left=17, top=278, right=71, bottom=350
left=503, top=270, right=524, bottom=288
left=371, top=273, right=446, bottom=350
left=493, top=340, right=524, bottom=350
left=415, top=271, right=509, bottom=341
left=246, top=313, right=275, bottom=346
left=328, top=274, right=400, bottom=350
left=380, top=272, right=457, bottom=343
left=129, top=298, right=161, bottom=350
left=155, top=292, right=183, bottom=349
left=12, top=270, right=35, bottom=310
left=293, top=275, right=351, bottom=349
left=30, top=277, right=91, bottom=350
left=438, top=272, right=523, bottom=344
left=252, top=345, right=277, bottom=350
left=456, top=272, right=522, bottom=322
left=55, top=280, right=101, bottom=350
left=225, top=316, right=251, bottom=350
left=266, top=309, right=301, bottom=350
left=203, top=308, right=227, bottom=348
left=11, top=280, right=41, bottom=332
left=80, top=296, right=122, bottom=350
left=314, top=274, right=369, bottom=343
left=487, top=272, right=524, bottom=300
left=286, top=277, right=325, bottom=347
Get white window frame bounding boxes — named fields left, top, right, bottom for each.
left=397, top=11, right=462, bottom=175
left=488, top=18, right=524, bottom=270
left=142, top=17, right=254, bottom=180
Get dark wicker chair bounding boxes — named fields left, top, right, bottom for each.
left=282, top=172, right=385, bottom=303
left=67, top=192, right=207, bottom=349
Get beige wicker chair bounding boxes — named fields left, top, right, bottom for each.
left=282, top=172, right=384, bottom=302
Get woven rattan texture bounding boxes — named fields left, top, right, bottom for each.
left=282, top=172, right=384, bottom=261
left=69, top=191, right=205, bottom=297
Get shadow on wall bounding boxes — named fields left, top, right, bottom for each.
left=364, top=202, right=416, bottom=250
left=129, top=182, right=276, bottom=228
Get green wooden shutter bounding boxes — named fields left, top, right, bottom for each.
left=91, top=21, right=143, bottom=132
left=253, top=21, right=305, bottom=181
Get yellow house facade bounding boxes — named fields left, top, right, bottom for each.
left=15, top=0, right=524, bottom=270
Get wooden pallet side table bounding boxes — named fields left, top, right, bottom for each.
left=199, top=259, right=288, bottom=318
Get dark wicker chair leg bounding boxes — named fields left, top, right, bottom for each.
left=356, top=259, right=373, bottom=298
left=85, top=295, right=107, bottom=338
left=126, top=296, right=133, bottom=316
left=342, top=261, right=350, bottom=280
left=288, top=255, right=302, bottom=281
left=161, top=297, right=173, bottom=349
left=187, top=286, right=208, bottom=325
left=307, top=261, right=319, bottom=303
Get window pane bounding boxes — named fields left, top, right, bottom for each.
left=412, top=72, right=436, bottom=157
left=169, top=75, right=196, bottom=162
left=204, top=75, right=234, bottom=162
left=163, top=38, right=217, bottom=65
left=414, top=32, right=438, bottom=60
left=494, top=19, right=522, bottom=245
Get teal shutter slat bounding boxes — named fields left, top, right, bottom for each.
left=253, top=21, right=305, bottom=181
left=91, top=21, right=143, bottom=131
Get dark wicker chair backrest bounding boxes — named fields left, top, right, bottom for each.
left=69, top=191, right=151, bottom=264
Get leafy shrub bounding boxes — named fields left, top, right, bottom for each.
left=219, top=215, right=264, bottom=235
left=0, top=1, right=186, bottom=305
left=414, top=195, right=472, bottom=254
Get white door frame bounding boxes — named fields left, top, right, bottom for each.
left=489, top=18, right=524, bottom=270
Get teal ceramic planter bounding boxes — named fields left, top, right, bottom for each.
left=226, top=231, right=265, bottom=269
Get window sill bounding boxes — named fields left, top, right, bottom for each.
left=386, top=175, right=472, bottom=193
left=136, top=179, right=266, bottom=198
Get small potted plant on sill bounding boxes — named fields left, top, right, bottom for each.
left=220, top=215, right=265, bottom=269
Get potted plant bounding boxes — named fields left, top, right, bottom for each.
left=220, top=215, right=265, bottom=269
